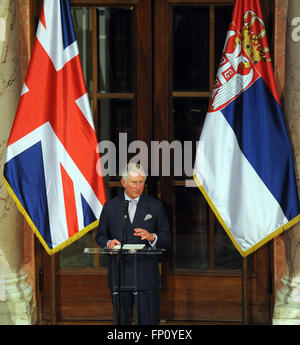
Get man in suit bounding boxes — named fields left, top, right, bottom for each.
left=96, top=163, right=171, bottom=325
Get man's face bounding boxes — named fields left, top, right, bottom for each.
left=121, top=171, right=145, bottom=199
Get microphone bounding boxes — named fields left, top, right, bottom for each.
left=121, top=200, right=130, bottom=246
left=123, top=200, right=130, bottom=219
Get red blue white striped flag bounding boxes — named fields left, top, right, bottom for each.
left=194, top=0, right=300, bottom=256
left=3, top=0, right=106, bottom=254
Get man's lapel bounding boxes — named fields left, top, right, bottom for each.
left=116, top=194, right=128, bottom=237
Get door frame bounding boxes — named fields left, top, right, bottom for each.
left=34, top=0, right=153, bottom=324
left=33, top=0, right=274, bottom=324
left=153, top=0, right=273, bottom=323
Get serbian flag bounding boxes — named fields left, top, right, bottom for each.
left=2, top=0, right=106, bottom=255
left=193, top=0, right=300, bottom=256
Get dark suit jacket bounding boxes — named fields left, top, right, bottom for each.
left=95, top=193, right=171, bottom=290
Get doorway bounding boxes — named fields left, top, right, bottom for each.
left=35, top=0, right=272, bottom=324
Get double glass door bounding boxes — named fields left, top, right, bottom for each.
left=36, top=0, right=272, bottom=323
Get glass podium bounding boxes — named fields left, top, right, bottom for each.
left=84, top=247, right=165, bottom=325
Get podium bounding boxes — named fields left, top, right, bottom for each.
left=84, top=246, right=165, bottom=325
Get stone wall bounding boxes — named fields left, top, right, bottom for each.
left=0, top=0, right=34, bottom=325
left=273, top=0, right=300, bottom=325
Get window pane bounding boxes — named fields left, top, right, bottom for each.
left=173, top=98, right=208, bottom=179
left=214, top=6, right=234, bottom=75
left=60, top=231, right=95, bottom=269
left=214, top=219, right=241, bottom=270
left=98, top=7, right=134, bottom=93
left=173, top=6, right=209, bottom=91
left=98, top=99, right=134, bottom=178
left=72, top=7, right=93, bottom=92
left=174, top=186, right=209, bottom=269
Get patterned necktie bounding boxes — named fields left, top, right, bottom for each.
left=129, top=199, right=137, bottom=223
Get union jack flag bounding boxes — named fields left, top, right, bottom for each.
left=3, top=0, right=106, bottom=254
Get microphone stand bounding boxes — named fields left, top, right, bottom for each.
left=116, top=200, right=129, bottom=324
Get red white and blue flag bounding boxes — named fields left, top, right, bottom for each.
left=3, top=0, right=106, bottom=255
left=194, top=0, right=300, bottom=256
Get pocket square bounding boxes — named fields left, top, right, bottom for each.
left=144, top=214, right=152, bottom=221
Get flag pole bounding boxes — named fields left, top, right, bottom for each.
left=242, top=256, right=248, bottom=324
left=51, top=254, right=57, bottom=325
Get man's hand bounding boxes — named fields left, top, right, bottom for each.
left=107, top=239, right=121, bottom=250
left=134, top=228, right=155, bottom=242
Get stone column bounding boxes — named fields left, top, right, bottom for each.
left=273, top=0, right=300, bottom=325
left=0, top=0, right=34, bottom=325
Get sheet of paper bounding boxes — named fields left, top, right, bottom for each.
left=113, top=244, right=145, bottom=250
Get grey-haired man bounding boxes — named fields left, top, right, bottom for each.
left=96, top=163, right=171, bottom=325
